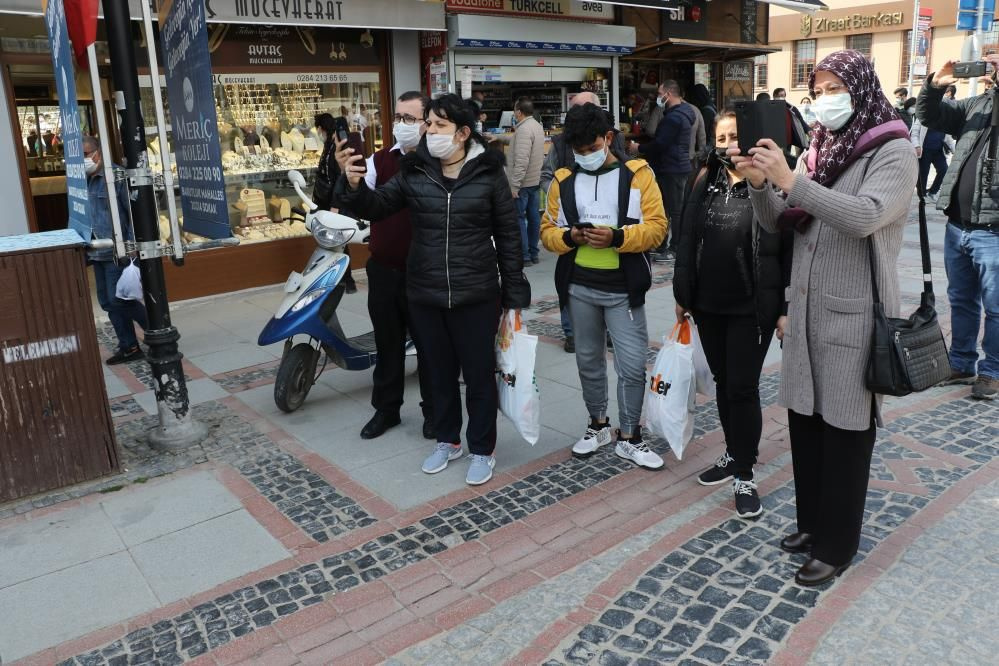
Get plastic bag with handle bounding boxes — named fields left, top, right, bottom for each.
left=495, top=310, right=541, bottom=445
left=643, top=320, right=697, bottom=460
left=115, top=259, right=143, bottom=302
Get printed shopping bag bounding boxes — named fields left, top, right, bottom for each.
left=643, top=320, right=697, bottom=459
left=496, top=310, right=541, bottom=445
left=115, top=259, right=143, bottom=301
left=690, top=318, right=716, bottom=398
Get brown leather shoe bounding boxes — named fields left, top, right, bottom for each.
left=779, top=532, right=812, bottom=554
left=795, top=558, right=849, bottom=587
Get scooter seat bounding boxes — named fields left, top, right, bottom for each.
left=346, top=331, right=378, bottom=353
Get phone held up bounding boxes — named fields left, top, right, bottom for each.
left=336, top=116, right=366, bottom=173
left=952, top=61, right=988, bottom=79
left=734, top=100, right=789, bottom=154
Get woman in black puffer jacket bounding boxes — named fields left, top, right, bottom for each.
left=336, top=94, right=530, bottom=487
left=673, top=108, right=792, bottom=519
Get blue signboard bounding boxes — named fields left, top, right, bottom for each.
left=959, top=0, right=994, bottom=11
left=160, top=0, right=230, bottom=239
left=957, top=10, right=995, bottom=30
left=43, top=0, right=90, bottom=239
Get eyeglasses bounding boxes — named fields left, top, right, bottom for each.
left=393, top=114, right=424, bottom=126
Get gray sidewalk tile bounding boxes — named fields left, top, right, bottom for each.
left=100, top=471, right=243, bottom=547
left=0, top=551, right=158, bottom=662
left=0, top=505, right=124, bottom=590
left=132, top=377, right=229, bottom=415
left=235, top=382, right=371, bottom=441
left=188, top=343, right=278, bottom=376
left=129, top=510, right=288, bottom=605
left=102, top=370, right=131, bottom=399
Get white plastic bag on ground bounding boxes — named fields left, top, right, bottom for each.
left=643, top=320, right=696, bottom=460
left=115, top=259, right=143, bottom=301
left=495, top=310, right=541, bottom=445
left=690, top=318, right=716, bottom=398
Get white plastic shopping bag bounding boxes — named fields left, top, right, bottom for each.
left=643, top=320, right=697, bottom=460
left=689, top=318, right=716, bottom=398
left=495, top=310, right=541, bottom=445
left=115, top=259, right=143, bottom=301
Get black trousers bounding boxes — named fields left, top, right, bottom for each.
left=787, top=410, right=877, bottom=566
left=656, top=173, right=688, bottom=252
left=917, top=148, right=948, bottom=196
left=407, top=299, right=500, bottom=455
left=694, top=312, right=772, bottom=480
left=367, top=257, right=433, bottom=417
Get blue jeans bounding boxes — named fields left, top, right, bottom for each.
left=561, top=306, right=573, bottom=337
left=516, top=186, right=541, bottom=262
left=917, top=148, right=948, bottom=195
left=945, top=222, right=999, bottom=379
left=92, top=261, right=148, bottom=352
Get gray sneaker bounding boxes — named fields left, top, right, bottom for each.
left=465, top=454, right=496, bottom=485
left=422, top=442, right=463, bottom=474
left=972, top=376, right=998, bottom=400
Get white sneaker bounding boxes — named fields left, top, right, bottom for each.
left=615, top=433, right=664, bottom=470
left=572, top=420, right=613, bottom=458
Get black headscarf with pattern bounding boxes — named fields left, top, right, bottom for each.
left=808, top=49, right=901, bottom=185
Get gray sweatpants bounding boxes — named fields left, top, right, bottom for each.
left=568, top=283, right=648, bottom=435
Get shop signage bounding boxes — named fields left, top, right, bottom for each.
left=205, top=0, right=445, bottom=30
left=801, top=11, right=904, bottom=37
left=445, top=0, right=613, bottom=22
left=453, top=38, right=632, bottom=53
left=42, top=0, right=89, bottom=238
left=724, top=61, right=752, bottom=82
left=210, top=25, right=381, bottom=68
left=211, top=72, right=379, bottom=84
left=160, top=0, right=231, bottom=239
left=420, top=30, right=449, bottom=97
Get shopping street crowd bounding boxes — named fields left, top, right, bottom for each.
left=87, top=49, right=997, bottom=594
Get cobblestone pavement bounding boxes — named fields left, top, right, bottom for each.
left=809, top=478, right=999, bottom=666
left=5, top=202, right=998, bottom=666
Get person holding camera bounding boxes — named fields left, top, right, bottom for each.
left=732, top=50, right=917, bottom=586
left=335, top=94, right=530, bottom=486
left=674, top=109, right=793, bottom=519
left=915, top=57, right=999, bottom=400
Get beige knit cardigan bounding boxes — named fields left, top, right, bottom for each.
left=748, top=138, right=918, bottom=431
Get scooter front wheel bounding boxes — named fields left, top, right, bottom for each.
left=274, top=343, right=319, bottom=413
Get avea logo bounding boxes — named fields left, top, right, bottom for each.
left=648, top=373, right=671, bottom=395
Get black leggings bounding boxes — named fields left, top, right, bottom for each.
left=694, top=313, right=772, bottom=480
left=787, top=410, right=876, bottom=566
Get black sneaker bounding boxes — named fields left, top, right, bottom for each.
left=106, top=346, right=144, bottom=366
left=697, top=451, right=735, bottom=486
left=733, top=478, right=763, bottom=519
left=564, top=335, right=575, bottom=353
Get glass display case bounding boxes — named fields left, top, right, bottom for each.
left=16, top=101, right=94, bottom=176
left=140, top=74, right=383, bottom=245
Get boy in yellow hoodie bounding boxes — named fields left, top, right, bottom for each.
left=540, top=103, right=669, bottom=469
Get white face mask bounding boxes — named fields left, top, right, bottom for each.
left=427, top=132, right=461, bottom=160
left=84, top=157, right=99, bottom=175
left=573, top=146, right=608, bottom=172
left=393, top=122, right=421, bottom=149
left=813, top=93, right=854, bottom=131
left=656, top=95, right=666, bottom=109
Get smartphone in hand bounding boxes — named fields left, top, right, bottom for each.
left=735, top=101, right=789, bottom=153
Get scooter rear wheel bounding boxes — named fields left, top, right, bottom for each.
left=274, top=343, right=318, bottom=413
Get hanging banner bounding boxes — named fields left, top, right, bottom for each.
left=160, top=0, right=231, bottom=239
left=63, top=0, right=99, bottom=68
left=42, top=0, right=90, bottom=239
left=914, top=8, right=933, bottom=77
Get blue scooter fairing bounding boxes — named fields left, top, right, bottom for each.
left=258, top=256, right=377, bottom=371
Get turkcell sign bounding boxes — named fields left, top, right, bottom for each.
left=43, top=0, right=90, bottom=239
left=160, top=0, right=231, bottom=239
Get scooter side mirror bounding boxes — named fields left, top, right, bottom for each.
left=287, top=170, right=307, bottom=188
left=287, top=170, right=319, bottom=213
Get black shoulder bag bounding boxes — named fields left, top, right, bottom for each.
left=865, top=186, right=951, bottom=396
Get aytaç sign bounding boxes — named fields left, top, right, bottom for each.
left=159, top=0, right=231, bottom=239
left=42, top=0, right=90, bottom=239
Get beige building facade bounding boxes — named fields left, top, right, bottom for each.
left=761, top=0, right=970, bottom=101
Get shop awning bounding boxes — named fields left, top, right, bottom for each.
left=624, top=38, right=780, bottom=63
left=756, top=0, right=829, bottom=13
left=449, top=14, right=636, bottom=55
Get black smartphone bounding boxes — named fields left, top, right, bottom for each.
left=953, top=61, right=988, bottom=78
left=335, top=116, right=366, bottom=173
left=734, top=100, right=788, bottom=153
left=573, top=222, right=595, bottom=229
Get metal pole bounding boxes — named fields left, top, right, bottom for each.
left=86, top=44, right=126, bottom=261
left=906, top=0, right=921, bottom=101
left=102, top=0, right=206, bottom=450
left=971, top=0, right=986, bottom=96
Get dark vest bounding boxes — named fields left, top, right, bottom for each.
left=370, top=147, right=413, bottom=271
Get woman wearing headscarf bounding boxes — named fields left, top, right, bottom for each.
left=731, top=50, right=917, bottom=586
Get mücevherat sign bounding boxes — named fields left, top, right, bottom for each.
left=209, top=25, right=382, bottom=67
left=445, top=0, right=613, bottom=22
left=204, top=0, right=444, bottom=29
